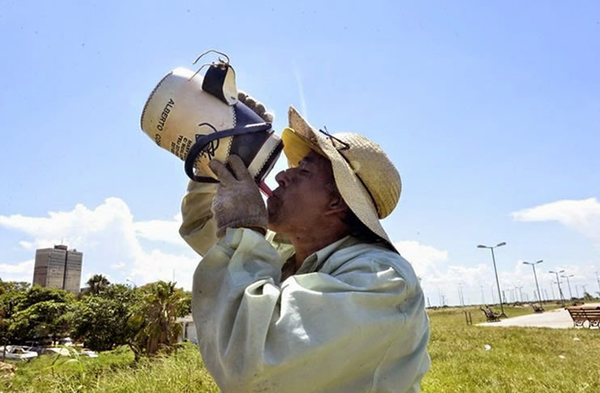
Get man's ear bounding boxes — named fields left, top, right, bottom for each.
left=324, top=194, right=348, bottom=216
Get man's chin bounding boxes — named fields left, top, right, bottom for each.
left=266, top=216, right=277, bottom=231
left=266, top=199, right=279, bottom=220
left=267, top=212, right=282, bottom=233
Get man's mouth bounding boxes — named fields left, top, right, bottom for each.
left=258, top=182, right=273, bottom=197
left=266, top=188, right=283, bottom=206
left=271, top=187, right=284, bottom=199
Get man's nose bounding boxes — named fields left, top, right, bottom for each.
left=275, top=169, right=291, bottom=187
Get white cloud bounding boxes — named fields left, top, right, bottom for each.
left=0, top=259, right=34, bottom=274
left=391, top=239, right=594, bottom=307
left=394, top=240, right=448, bottom=278
left=511, top=197, right=600, bottom=241
left=18, top=241, right=33, bottom=250
left=3, top=197, right=597, bottom=301
left=394, top=240, right=464, bottom=306
left=507, top=197, right=600, bottom=303
left=133, top=213, right=188, bottom=246
left=414, top=252, right=600, bottom=307
left=0, top=260, right=34, bottom=282
left=394, top=240, right=489, bottom=290
left=0, top=198, right=199, bottom=290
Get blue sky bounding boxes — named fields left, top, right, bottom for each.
left=1, top=1, right=599, bottom=306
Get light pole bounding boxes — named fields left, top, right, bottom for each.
left=562, top=274, right=574, bottom=300
left=549, top=270, right=565, bottom=306
left=457, top=283, right=465, bottom=307
left=516, top=286, right=523, bottom=303
left=438, top=287, right=445, bottom=307
left=523, top=260, right=543, bottom=306
left=478, top=242, right=507, bottom=317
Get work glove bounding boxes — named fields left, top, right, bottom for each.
left=209, top=154, right=268, bottom=238
left=238, top=91, right=274, bottom=123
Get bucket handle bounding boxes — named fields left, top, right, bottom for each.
left=184, top=122, right=272, bottom=182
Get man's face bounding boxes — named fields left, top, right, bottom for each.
left=267, top=151, right=337, bottom=235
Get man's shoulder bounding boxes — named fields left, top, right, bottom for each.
left=327, top=240, right=418, bottom=280
left=334, top=239, right=405, bottom=262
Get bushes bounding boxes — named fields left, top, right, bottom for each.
left=0, top=343, right=218, bottom=393
left=0, top=278, right=191, bottom=357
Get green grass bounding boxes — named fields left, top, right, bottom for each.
left=422, top=305, right=600, bottom=393
left=0, top=343, right=218, bottom=393
left=1, top=306, right=598, bottom=392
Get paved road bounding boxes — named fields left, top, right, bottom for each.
left=478, top=303, right=600, bottom=329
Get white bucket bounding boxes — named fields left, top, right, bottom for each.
left=140, top=67, right=282, bottom=184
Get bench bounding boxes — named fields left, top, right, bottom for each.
left=480, top=307, right=501, bottom=322
left=566, top=306, right=600, bottom=328
left=590, top=310, right=600, bottom=328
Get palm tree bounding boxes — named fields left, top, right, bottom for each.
left=86, top=274, right=110, bottom=295
left=129, top=281, right=185, bottom=358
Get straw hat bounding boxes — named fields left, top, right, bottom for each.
left=282, top=106, right=401, bottom=244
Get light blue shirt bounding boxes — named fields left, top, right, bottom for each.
left=190, top=227, right=429, bottom=393
left=180, top=182, right=430, bottom=393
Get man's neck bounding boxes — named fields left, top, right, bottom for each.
left=290, top=229, right=349, bottom=270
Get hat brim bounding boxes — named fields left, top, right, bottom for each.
left=281, top=126, right=322, bottom=167
left=283, top=107, right=392, bottom=245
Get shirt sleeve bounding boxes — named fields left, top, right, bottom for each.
left=192, top=228, right=430, bottom=393
left=179, top=180, right=219, bottom=256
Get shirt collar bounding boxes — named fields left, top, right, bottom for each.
left=296, top=235, right=360, bottom=274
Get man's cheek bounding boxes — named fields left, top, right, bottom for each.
left=266, top=202, right=278, bottom=223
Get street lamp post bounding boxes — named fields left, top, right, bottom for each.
left=523, top=260, right=543, bottom=306
left=549, top=270, right=565, bottom=306
left=478, top=242, right=507, bottom=317
left=457, top=283, right=464, bottom=307
left=562, top=274, right=574, bottom=300
left=516, top=286, right=523, bottom=303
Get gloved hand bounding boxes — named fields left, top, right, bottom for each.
left=238, top=91, right=274, bottom=123
left=209, top=155, right=268, bottom=238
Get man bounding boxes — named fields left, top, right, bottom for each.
left=180, top=106, right=430, bottom=393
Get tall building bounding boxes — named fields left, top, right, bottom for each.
left=32, top=245, right=83, bottom=293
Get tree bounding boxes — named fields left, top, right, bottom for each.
left=1, top=282, right=36, bottom=352
left=0, top=282, right=29, bottom=320
left=0, top=282, right=30, bottom=316
left=0, top=294, right=10, bottom=362
left=71, top=283, right=139, bottom=351
left=9, top=300, right=74, bottom=342
left=4, top=285, right=75, bottom=344
left=15, top=285, right=72, bottom=312
left=128, top=281, right=187, bottom=359
left=584, top=291, right=596, bottom=301
left=86, top=274, right=111, bottom=295
left=1, top=282, right=31, bottom=358
left=0, top=280, right=31, bottom=294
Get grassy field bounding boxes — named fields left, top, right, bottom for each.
left=1, top=305, right=598, bottom=392
left=0, top=344, right=218, bottom=393
left=423, top=305, right=599, bottom=393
